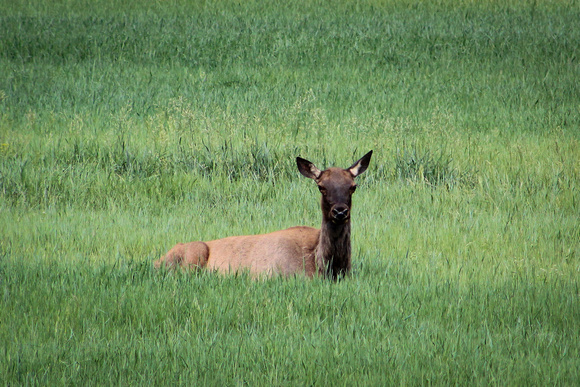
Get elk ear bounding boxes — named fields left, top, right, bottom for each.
left=296, top=157, right=322, bottom=180
left=348, top=150, right=373, bottom=177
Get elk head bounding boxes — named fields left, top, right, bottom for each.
left=296, top=151, right=373, bottom=225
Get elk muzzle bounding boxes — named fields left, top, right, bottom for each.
left=331, top=204, right=350, bottom=223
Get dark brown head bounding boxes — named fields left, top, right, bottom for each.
left=296, top=151, right=373, bottom=225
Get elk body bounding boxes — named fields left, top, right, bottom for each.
left=154, top=151, right=372, bottom=279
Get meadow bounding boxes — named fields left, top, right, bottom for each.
left=1, top=0, right=579, bottom=384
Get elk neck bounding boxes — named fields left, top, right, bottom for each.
left=315, top=218, right=352, bottom=279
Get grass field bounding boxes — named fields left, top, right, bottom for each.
left=1, top=0, right=579, bottom=384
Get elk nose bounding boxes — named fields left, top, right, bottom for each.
left=331, top=205, right=349, bottom=221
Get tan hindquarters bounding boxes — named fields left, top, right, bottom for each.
left=154, top=241, right=209, bottom=270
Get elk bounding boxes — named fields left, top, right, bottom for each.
left=154, top=151, right=372, bottom=279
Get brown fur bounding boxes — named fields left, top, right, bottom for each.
left=154, top=151, right=372, bottom=279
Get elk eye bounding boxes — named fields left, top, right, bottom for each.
left=318, top=186, right=327, bottom=194
left=350, top=185, right=357, bottom=193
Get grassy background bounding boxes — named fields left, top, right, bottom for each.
left=1, top=0, right=579, bottom=384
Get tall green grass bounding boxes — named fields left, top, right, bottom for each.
left=2, top=257, right=578, bottom=385
left=1, top=0, right=579, bottom=384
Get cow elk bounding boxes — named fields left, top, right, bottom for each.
left=154, top=151, right=373, bottom=280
